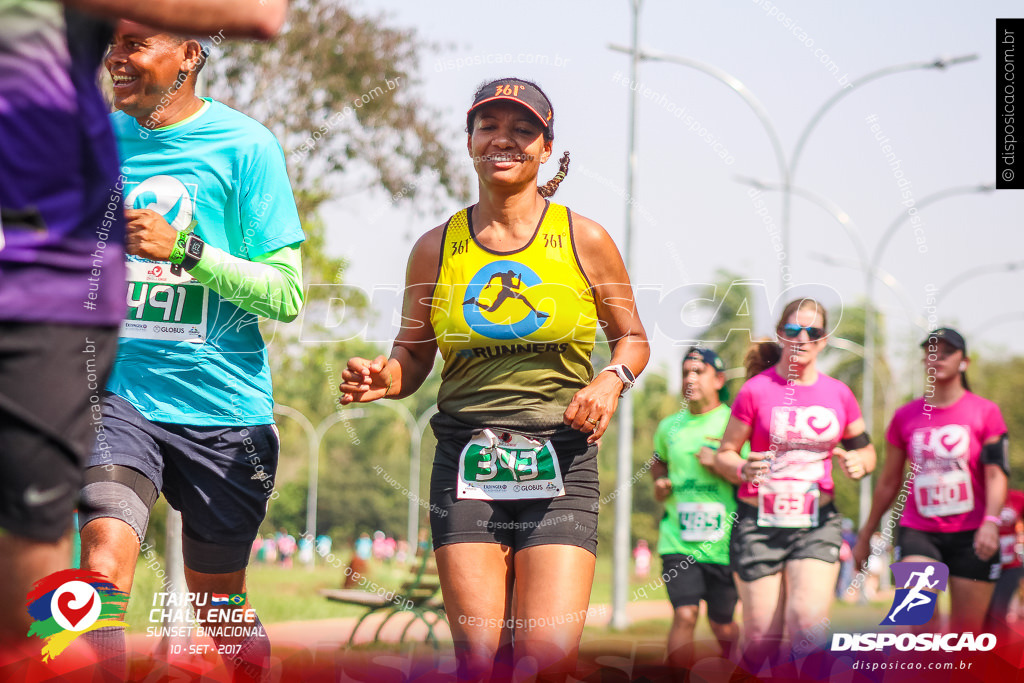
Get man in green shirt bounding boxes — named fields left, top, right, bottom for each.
left=651, top=346, right=743, bottom=666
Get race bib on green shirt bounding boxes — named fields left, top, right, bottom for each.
left=677, top=501, right=727, bottom=542
left=120, top=259, right=208, bottom=343
left=458, top=429, right=565, bottom=500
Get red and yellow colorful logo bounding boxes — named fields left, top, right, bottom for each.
left=26, top=569, right=128, bottom=661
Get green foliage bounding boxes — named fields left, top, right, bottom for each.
left=828, top=302, right=891, bottom=442
left=970, top=355, right=1024, bottom=490
left=205, top=0, right=470, bottom=294
left=698, top=270, right=757, bottom=370
left=263, top=341, right=442, bottom=543
left=199, top=2, right=474, bottom=545
left=205, top=0, right=469, bottom=209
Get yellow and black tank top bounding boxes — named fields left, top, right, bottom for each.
left=430, top=201, right=599, bottom=431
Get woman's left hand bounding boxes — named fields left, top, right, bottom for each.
left=974, top=521, right=1000, bottom=561
left=563, top=371, right=622, bottom=444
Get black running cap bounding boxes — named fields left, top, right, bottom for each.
left=468, top=79, right=553, bottom=134
left=922, top=327, right=966, bottom=353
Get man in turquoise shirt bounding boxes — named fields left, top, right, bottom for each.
left=650, top=347, right=743, bottom=667
left=77, top=21, right=304, bottom=682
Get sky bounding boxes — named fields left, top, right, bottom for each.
left=319, top=1, right=1024, bottom=394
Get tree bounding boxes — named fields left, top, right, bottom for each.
left=200, top=2, right=474, bottom=544
left=697, top=270, right=757, bottom=370
left=826, top=303, right=892, bottom=524
left=204, top=0, right=471, bottom=288
left=965, top=354, right=1024, bottom=490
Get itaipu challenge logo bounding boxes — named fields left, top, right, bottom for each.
left=26, top=569, right=129, bottom=661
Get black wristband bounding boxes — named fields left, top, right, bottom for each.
left=841, top=432, right=871, bottom=450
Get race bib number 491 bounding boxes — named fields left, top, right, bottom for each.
left=120, top=260, right=208, bottom=342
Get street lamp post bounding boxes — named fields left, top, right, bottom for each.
left=609, top=0, right=642, bottom=632
left=607, top=44, right=977, bottom=291
left=274, top=404, right=319, bottom=546
left=607, top=43, right=788, bottom=288
left=609, top=4, right=977, bottom=619
left=745, top=179, right=998, bottom=527
left=936, top=261, right=1024, bottom=306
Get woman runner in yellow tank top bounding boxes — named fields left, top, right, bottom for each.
left=339, top=77, right=649, bottom=682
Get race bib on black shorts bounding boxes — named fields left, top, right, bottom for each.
left=457, top=429, right=565, bottom=500
left=757, top=479, right=819, bottom=528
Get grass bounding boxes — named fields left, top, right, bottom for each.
left=126, top=549, right=894, bottom=641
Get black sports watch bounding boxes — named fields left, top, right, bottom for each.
left=602, top=364, right=636, bottom=396
left=180, top=233, right=205, bottom=271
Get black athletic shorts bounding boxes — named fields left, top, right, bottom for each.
left=895, top=526, right=1001, bottom=582
left=81, top=393, right=278, bottom=572
left=0, top=323, right=118, bottom=541
left=661, top=554, right=738, bottom=623
left=429, top=414, right=599, bottom=555
left=730, top=501, right=842, bottom=582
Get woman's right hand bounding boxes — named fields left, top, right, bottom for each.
left=740, top=451, right=772, bottom=484
left=339, top=355, right=393, bottom=404
left=852, top=532, right=873, bottom=573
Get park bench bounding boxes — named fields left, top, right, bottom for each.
left=320, top=550, right=447, bottom=647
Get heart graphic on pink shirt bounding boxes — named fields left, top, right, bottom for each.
left=940, top=433, right=962, bottom=452
left=931, top=425, right=970, bottom=459
left=797, top=406, right=840, bottom=442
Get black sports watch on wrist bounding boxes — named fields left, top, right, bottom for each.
left=180, top=233, right=205, bottom=271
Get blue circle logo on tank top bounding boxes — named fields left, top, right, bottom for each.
left=461, top=260, right=551, bottom=340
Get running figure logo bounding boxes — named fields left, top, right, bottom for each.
left=464, top=269, right=550, bottom=319
left=882, top=561, right=949, bottom=626
left=461, top=260, right=552, bottom=341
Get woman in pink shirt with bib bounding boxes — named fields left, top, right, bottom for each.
left=716, top=298, right=876, bottom=668
left=854, top=327, right=1008, bottom=633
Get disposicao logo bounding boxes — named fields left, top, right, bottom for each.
left=26, top=569, right=129, bottom=661
left=883, top=561, right=948, bottom=626
left=831, top=561, right=996, bottom=653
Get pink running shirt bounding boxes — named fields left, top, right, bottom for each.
left=889, top=392, right=1008, bottom=533
left=732, top=368, right=862, bottom=501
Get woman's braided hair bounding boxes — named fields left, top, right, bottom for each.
left=538, top=151, right=570, bottom=198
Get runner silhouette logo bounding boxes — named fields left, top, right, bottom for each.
left=882, top=561, right=949, bottom=626
left=462, top=260, right=551, bottom=340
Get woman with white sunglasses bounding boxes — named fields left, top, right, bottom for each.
left=715, top=298, right=876, bottom=670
